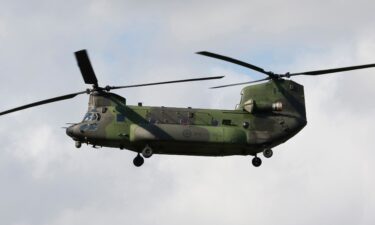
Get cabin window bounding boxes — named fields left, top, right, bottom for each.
left=83, top=112, right=101, bottom=122
left=80, top=123, right=98, bottom=131
left=179, top=118, right=189, bottom=125
left=83, top=113, right=90, bottom=121
left=222, top=119, right=231, bottom=125
left=116, top=114, right=125, bottom=122
left=188, top=112, right=194, bottom=118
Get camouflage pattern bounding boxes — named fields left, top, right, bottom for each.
left=66, top=79, right=307, bottom=156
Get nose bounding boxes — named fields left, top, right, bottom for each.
left=66, top=125, right=75, bottom=137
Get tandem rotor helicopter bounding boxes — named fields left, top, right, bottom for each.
left=1, top=50, right=375, bottom=167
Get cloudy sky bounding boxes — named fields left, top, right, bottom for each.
left=1, top=0, right=375, bottom=224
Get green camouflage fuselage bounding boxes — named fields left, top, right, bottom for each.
left=66, top=79, right=307, bottom=156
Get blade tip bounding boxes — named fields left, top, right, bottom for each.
left=74, top=49, right=87, bottom=55
left=196, top=51, right=208, bottom=55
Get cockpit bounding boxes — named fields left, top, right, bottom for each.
left=82, top=112, right=101, bottom=122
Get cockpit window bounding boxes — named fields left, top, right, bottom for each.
left=83, top=112, right=101, bottom=122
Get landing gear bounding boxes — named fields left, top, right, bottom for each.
left=251, top=149, right=273, bottom=167
left=252, top=156, right=262, bottom=167
left=263, top=148, right=273, bottom=158
left=133, top=145, right=152, bottom=167
left=141, top=145, right=153, bottom=158
left=75, top=141, right=81, bottom=148
left=133, top=153, right=144, bottom=167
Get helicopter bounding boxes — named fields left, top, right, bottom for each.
left=1, top=50, right=375, bottom=167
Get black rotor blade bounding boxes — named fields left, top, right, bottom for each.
left=288, top=63, right=375, bottom=76
left=0, top=91, right=86, bottom=116
left=210, top=77, right=271, bottom=89
left=75, top=50, right=98, bottom=86
left=197, top=51, right=271, bottom=76
left=108, top=75, right=224, bottom=90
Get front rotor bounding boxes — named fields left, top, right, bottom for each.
left=0, top=49, right=224, bottom=116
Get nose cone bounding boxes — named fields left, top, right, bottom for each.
left=66, top=125, right=76, bottom=137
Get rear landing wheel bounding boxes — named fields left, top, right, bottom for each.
left=141, top=145, right=153, bottom=158
left=133, top=154, right=144, bottom=167
left=263, top=149, right=273, bottom=158
left=252, top=156, right=262, bottom=167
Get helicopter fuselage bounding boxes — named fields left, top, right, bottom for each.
left=3, top=49, right=373, bottom=167
left=66, top=79, right=307, bottom=157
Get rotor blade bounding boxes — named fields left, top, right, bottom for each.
left=75, top=50, right=98, bottom=86
left=288, top=63, right=375, bottom=76
left=210, top=77, right=271, bottom=89
left=0, top=91, right=86, bottom=116
left=108, top=75, right=224, bottom=90
left=197, top=51, right=271, bottom=76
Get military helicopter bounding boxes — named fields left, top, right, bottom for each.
left=1, top=50, right=375, bottom=167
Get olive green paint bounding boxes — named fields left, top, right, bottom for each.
left=66, top=79, right=307, bottom=156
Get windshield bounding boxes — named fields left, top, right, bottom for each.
left=83, top=112, right=101, bottom=122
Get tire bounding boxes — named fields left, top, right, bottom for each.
left=252, top=157, right=262, bottom=167
left=263, top=149, right=273, bottom=158
left=133, top=155, right=144, bottom=167
left=142, top=145, right=153, bottom=158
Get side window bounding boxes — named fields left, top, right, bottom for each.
left=83, top=113, right=91, bottom=122
left=222, top=119, right=231, bottom=125
left=83, top=112, right=101, bottom=122
left=117, top=114, right=125, bottom=122
left=211, top=119, right=219, bottom=126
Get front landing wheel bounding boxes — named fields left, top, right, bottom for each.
left=133, top=154, right=144, bottom=167
left=252, top=156, right=262, bottom=167
left=75, top=141, right=82, bottom=148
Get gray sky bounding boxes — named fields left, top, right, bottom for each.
left=1, top=0, right=375, bottom=224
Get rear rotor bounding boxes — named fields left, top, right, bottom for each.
left=197, top=51, right=375, bottom=88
